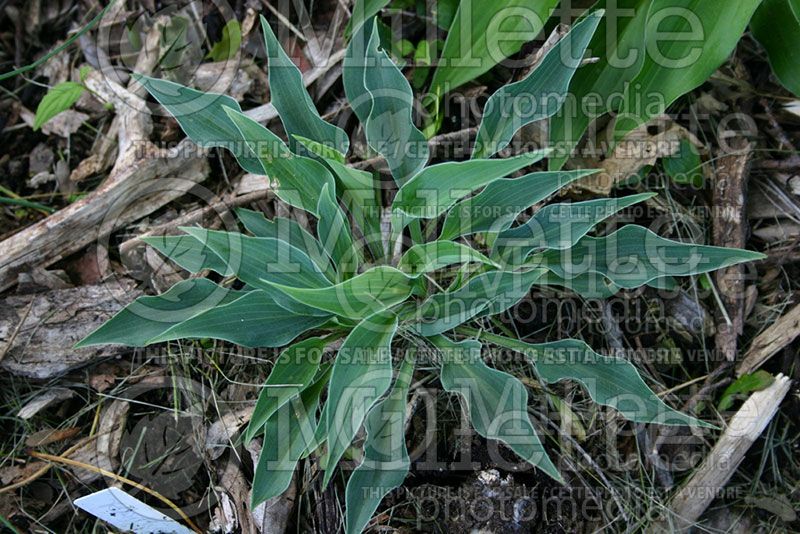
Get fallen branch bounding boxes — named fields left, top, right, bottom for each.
left=662, top=374, right=791, bottom=530
left=736, top=303, right=800, bottom=376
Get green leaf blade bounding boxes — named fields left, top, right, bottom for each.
left=538, top=225, right=765, bottom=289
left=34, top=81, right=85, bottom=130
left=440, top=169, right=600, bottom=240
left=344, top=354, right=415, bottom=534
left=265, top=266, right=416, bottom=320
left=429, top=335, right=562, bottom=482
left=261, top=16, right=350, bottom=155
left=324, top=312, right=400, bottom=487
left=146, top=290, right=329, bottom=348
left=76, top=279, right=243, bottom=348
left=363, top=19, right=430, bottom=185
left=472, top=11, right=603, bottom=159
left=393, top=150, right=550, bottom=220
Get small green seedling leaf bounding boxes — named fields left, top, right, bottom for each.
left=718, top=371, right=774, bottom=411
left=206, top=19, right=241, bottom=61
left=34, top=81, right=85, bottom=130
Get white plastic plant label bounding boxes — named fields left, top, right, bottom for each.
left=74, top=487, right=194, bottom=534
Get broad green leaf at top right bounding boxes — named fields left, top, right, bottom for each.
left=751, top=0, right=800, bottom=97
left=550, top=0, right=763, bottom=170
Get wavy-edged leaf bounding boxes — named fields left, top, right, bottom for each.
left=440, top=169, right=600, bottom=240
left=142, top=235, right=233, bottom=276
left=482, top=334, right=712, bottom=427
left=343, top=19, right=376, bottom=124
left=294, top=134, right=346, bottom=163
left=345, top=353, right=414, bottom=534
left=415, top=269, right=545, bottom=336
left=398, top=241, right=499, bottom=275
left=494, top=193, right=655, bottom=260
left=182, top=228, right=331, bottom=290
left=317, top=183, right=359, bottom=280
left=428, top=335, right=561, bottom=481
left=346, top=0, right=390, bottom=38
left=252, top=364, right=331, bottom=506
left=429, top=0, right=559, bottom=98
left=321, top=158, right=383, bottom=259
left=548, top=0, right=651, bottom=170
left=613, top=0, right=762, bottom=141
left=235, top=208, right=335, bottom=280
left=534, top=271, right=622, bottom=299
left=222, top=106, right=335, bottom=215
left=264, top=266, right=416, bottom=320
left=76, top=279, right=243, bottom=347
left=393, top=150, right=549, bottom=220
left=363, top=18, right=429, bottom=185
left=472, top=11, right=603, bottom=159
left=147, top=290, right=329, bottom=347
left=538, top=225, right=765, bottom=289
left=133, top=75, right=263, bottom=174
left=751, top=0, right=800, bottom=97
left=245, top=336, right=333, bottom=443
left=261, top=16, right=349, bottom=155
left=324, top=311, right=399, bottom=486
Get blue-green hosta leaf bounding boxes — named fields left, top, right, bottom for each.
left=265, top=266, right=416, bottom=320
left=147, top=290, right=329, bottom=347
left=324, top=312, right=400, bottom=486
left=613, top=0, right=762, bottom=142
left=494, top=193, right=655, bottom=261
left=534, top=271, right=622, bottom=299
left=261, top=16, right=349, bottom=155
left=76, top=279, right=243, bottom=347
left=397, top=241, right=499, bottom=275
left=363, top=18, right=429, bottom=185
left=415, top=269, right=545, bottom=336
left=485, top=335, right=712, bottom=427
left=537, top=225, right=765, bottom=289
left=548, top=0, right=651, bottom=170
left=235, top=208, right=335, bottom=281
left=294, top=135, right=347, bottom=163
left=317, top=183, right=359, bottom=280
left=393, top=150, right=549, bottom=220
left=440, top=169, right=600, bottom=240
left=343, top=19, right=376, bottom=124
left=471, top=11, right=603, bottom=159
left=182, top=228, right=331, bottom=291
left=133, top=75, right=263, bottom=174
left=345, top=354, right=414, bottom=534
left=321, top=157, right=383, bottom=259
left=252, top=364, right=331, bottom=506
left=245, top=336, right=332, bottom=443
left=428, top=0, right=560, bottom=99
left=751, top=0, right=800, bottom=97
left=345, top=0, right=391, bottom=38
left=142, top=235, right=233, bottom=276
left=428, top=335, right=561, bottom=482
left=222, top=106, right=335, bottom=215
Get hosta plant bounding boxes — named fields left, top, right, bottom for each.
left=79, top=12, right=763, bottom=533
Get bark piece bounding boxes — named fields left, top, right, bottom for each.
left=0, top=281, right=139, bottom=379
left=736, top=303, right=800, bottom=376
left=713, top=138, right=754, bottom=361
left=663, top=374, right=791, bottom=530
